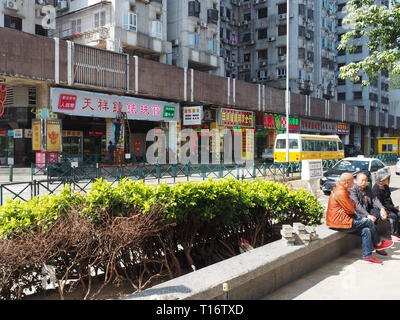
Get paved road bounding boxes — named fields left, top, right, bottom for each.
left=264, top=166, right=400, bottom=300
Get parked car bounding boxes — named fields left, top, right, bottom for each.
left=320, top=156, right=390, bottom=194
left=396, top=158, right=400, bottom=175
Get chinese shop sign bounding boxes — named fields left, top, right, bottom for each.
left=300, top=118, right=321, bottom=132
left=46, top=120, right=62, bottom=152
left=32, top=119, right=62, bottom=152
left=337, top=123, right=350, bottom=134
left=51, top=88, right=180, bottom=122
left=279, top=115, right=300, bottom=132
left=163, top=105, right=176, bottom=119
left=183, top=106, right=203, bottom=125
left=0, top=84, right=7, bottom=117
left=263, top=113, right=281, bottom=129
left=218, top=108, right=254, bottom=128
left=263, top=113, right=299, bottom=132
left=321, top=121, right=338, bottom=134
left=32, top=119, right=42, bottom=151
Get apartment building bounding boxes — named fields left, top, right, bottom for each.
left=52, top=0, right=172, bottom=64
left=219, top=0, right=239, bottom=78
left=336, top=0, right=391, bottom=144
left=1, top=0, right=52, bottom=35
left=167, top=0, right=225, bottom=76
left=219, top=0, right=336, bottom=100
left=336, top=0, right=390, bottom=113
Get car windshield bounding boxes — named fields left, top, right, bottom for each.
left=332, top=160, right=369, bottom=172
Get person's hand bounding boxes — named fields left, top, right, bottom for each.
left=368, top=215, right=377, bottom=223
left=381, top=208, right=388, bottom=220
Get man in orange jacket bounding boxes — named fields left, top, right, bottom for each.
left=326, top=172, right=393, bottom=264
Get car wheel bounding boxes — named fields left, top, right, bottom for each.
left=323, top=191, right=331, bottom=195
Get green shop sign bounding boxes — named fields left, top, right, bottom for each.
left=163, top=105, right=176, bottom=118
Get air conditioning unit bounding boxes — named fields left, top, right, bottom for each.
left=198, top=21, right=207, bottom=29
left=278, top=13, right=287, bottom=20
left=268, top=37, right=275, bottom=42
left=230, top=62, right=235, bottom=67
left=4, top=0, right=18, bottom=10
left=260, top=61, right=267, bottom=66
left=278, top=55, right=286, bottom=62
left=172, top=39, right=179, bottom=46
left=241, top=20, right=248, bottom=25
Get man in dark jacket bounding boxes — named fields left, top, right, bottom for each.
left=326, top=172, right=393, bottom=264
left=350, top=172, right=387, bottom=219
left=372, top=168, right=400, bottom=242
left=350, top=172, right=390, bottom=254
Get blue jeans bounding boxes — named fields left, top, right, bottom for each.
left=332, top=217, right=381, bottom=259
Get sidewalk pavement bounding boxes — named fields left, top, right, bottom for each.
left=264, top=244, right=400, bottom=300
left=264, top=166, right=400, bottom=300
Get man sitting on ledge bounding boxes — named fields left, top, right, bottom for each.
left=326, top=172, right=393, bottom=264
left=350, top=172, right=390, bottom=255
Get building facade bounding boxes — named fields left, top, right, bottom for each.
left=167, top=0, right=225, bottom=76
left=336, top=0, right=390, bottom=150
left=219, top=0, right=336, bottom=101
left=52, top=0, right=172, bottom=64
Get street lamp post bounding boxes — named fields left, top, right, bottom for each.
left=285, top=0, right=290, bottom=163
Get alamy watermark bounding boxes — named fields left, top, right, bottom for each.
left=145, top=128, right=254, bottom=168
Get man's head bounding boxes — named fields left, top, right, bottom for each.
left=376, top=168, right=391, bottom=186
left=339, top=172, right=354, bottom=189
left=356, top=172, right=368, bottom=190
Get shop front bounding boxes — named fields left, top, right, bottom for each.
left=300, top=118, right=342, bottom=136
left=255, top=112, right=300, bottom=162
left=217, top=107, right=255, bottom=164
left=337, top=122, right=350, bottom=145
left=0, top=112, right=35, bottom=167
left=47, top=87, right=179, bottom=165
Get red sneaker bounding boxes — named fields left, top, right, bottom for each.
left=363, top=256, right=383, bottom=264
left=375, top=240, right=394, bottom=251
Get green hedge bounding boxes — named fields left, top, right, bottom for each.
left=0, top=178, right=324, bottom=299
left=0, top=178, right=323, bottom=239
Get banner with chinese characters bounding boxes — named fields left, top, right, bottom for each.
left=46, top=119, right=62, bottom=152
left=50, top=88, right=179, bottom=122
left=183, top=106, right=203, bottom=125
left=32, top=119, right=41, bottom=151
left=218, top=108, right=254, bottom=128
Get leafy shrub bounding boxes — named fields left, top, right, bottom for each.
left=0, top=178, right=324, bottom=299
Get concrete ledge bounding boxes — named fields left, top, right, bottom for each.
left=124, top=225, right=360, bottom=300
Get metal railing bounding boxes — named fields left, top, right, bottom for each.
left=2, top=162, right=306, bottom=206
left=7, top=157, right=390, bottom=206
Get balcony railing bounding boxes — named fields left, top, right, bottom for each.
left=73, top=44, right=128, bottom=91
